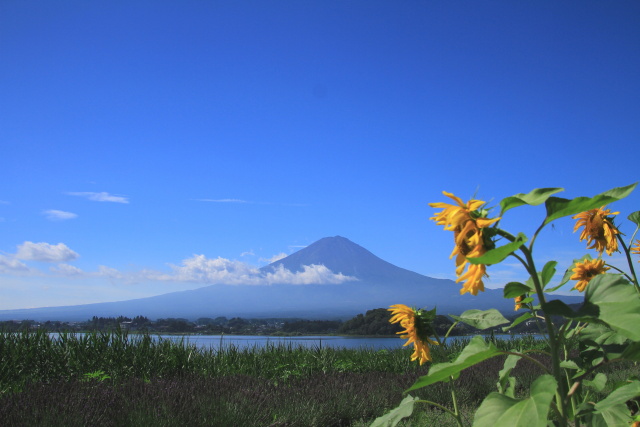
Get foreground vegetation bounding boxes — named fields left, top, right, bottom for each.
left=2, top=329, right=634, bottom=426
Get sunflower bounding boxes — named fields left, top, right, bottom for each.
left=631, top=240, right=640, bottom=261
left=388, top=304, right=438, bottom=365
left=514, top=295, right=525, bottom=311
left=573, top=207, right=620, bottom=256
left=430, top=192, right=500, bottom=296
left=570, top=258, right=609, bottom=292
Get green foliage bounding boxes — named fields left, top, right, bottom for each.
left=407, top=336, right=502, bottom=391
left=450, top=309, right=508, bottom=330
left=370, top=395, right=419, bottom=427
left=499, top=188, right=564, bottom=215
left=474, top=375, right=557, bottom=427
left=468, top=233, right=527, bottom=265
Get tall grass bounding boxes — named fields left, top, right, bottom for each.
left=1, top=330, right=592, bottom=426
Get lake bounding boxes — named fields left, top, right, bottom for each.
left=155, top=333, right=539, bottom=351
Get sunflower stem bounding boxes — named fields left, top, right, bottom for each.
left=519, top=244, right=568, bottom=427
left=617, top=235, right=639, bottom=292
left=449, top=377, right=465, bottom=427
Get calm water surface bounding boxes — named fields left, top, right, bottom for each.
left=156, top=334, right=539, bottom=351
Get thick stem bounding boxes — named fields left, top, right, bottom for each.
left=519, top=244, right=568, bottom=426
left=617, top=235, right=639, bottom=291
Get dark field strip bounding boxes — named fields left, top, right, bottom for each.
left=0, top=330, right=556, bottom=426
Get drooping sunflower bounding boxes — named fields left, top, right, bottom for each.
left=572, top=207, right=620, bottom=256
left=514, top=295, right=525, bottom=311
left=388, top=304, right=438, bottom=365
left=430, top=192, right=500, bottom=296
left=570, top=258, right=609, bottom=292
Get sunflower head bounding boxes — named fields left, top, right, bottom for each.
left=430, top=192, right=500, bottom=296
left=388, top=304, right=439, bottom=365
left=570, top=258, right=610, bottom=292
left=572, top=207, right=620, bottom=256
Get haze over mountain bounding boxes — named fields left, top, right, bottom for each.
left=0, top=236, right=581, bottom=321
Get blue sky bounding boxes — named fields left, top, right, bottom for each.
left=1, top=1, right=639, bottom=310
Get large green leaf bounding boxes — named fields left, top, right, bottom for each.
left=468, top=233, right=528, bottom=265
left=594, top=380, right=640, bottom=412
left=540, top=261, right=557, bottom=288
left=628, top=210, right=640, bottom=227
left=473, top=375, right=557, bottom=427
left=584, top=274, right=640, bottom=341
left=499, top=188, right=564, bottom=215
left=503, top=282, right=533, bottom=298
left=544, top=183, right=637, bottom=225
left=370, top=395, right=419, bottom=427
left=407, top=336, right=502, bottom=391
left=497, top=354, right=520, bottom=397
left=450, top=309, right=509, bottom=330
left=502, top=312, right=534, bottom=332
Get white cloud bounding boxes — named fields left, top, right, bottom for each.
left=43, top=209, right=78, bottom=221
left=0, top=255, right=31, bottom=274
left=144, top=255, right=356, bottom=286
left=263, top=264, right=357, bottom=285
left=240, top=250, right=255, bottom=257
left=16, top=241, right=79, bottom=263
left=260, top=252, right=287, bottom=264
left=50, top=263, right=84, bottom=276
left=67, top=192, right=129, bottom=203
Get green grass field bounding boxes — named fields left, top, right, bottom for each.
left=0, top=330, right=635, bottom=426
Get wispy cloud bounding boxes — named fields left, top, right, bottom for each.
left=50, top=263, right=84, bottom=276
left=260, top=253, right=287, bottom=264
left=240, top=250, right=255, bottom=257
left=43, top=209, right=78, bottom=221
left=67, top=192, right=129, bottom=203
left=0, top=200, right=10, bottom=205
left=16, top=242, right=79, bottom=263
left=0, top=255, right=31, bottom=274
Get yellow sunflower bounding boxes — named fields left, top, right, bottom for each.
left=514, top=295, right=525, bottom=311
left=631, top=239, right=640, bottom=261
left=388, top=304, right=438, bottom=365
left=573, top=207, right=620, bottom=256
left=570, top=258, right=609, bottom=292
left=430, top=192, right=500, bottom=296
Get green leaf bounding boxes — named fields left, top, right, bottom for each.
left=542, top=299, right=595, bottom=321
left=473, top=375, right=557, bottom=427
left=594, top=380, right=640, bottom=412
left=499, top=188, right=564, bottom=215
left=583, top=373, right=607, bottom=392
left=497, top=354, right=520, bottom=397
left=585, top=274, right=640, bottom=341
left=407, top=336, right=502, bottom=391
left=502, top=312, right=534, bottom=332
left=503, top=282, right=533, bottom=298
left=450, top=309, right=509, bottom=330
left=540, top=261, right=557, bottom=288
left=560, top=360, right=579, bottom=370
left=628, top=210, right=640, bottom=227
left=370, top=395, right=419, bottom=427
left=468, top=233, right=528, bottom=265
left=544, top=183, right=637, bottom=225
left=621, top=341, right=640, bottom=361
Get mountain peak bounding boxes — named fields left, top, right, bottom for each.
left=261, top=236, right=423, bottom=282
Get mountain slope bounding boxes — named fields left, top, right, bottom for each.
left=0, top=236, right=582, bottom=321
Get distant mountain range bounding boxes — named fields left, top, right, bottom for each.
left=0, top=236, right=582, bottom=321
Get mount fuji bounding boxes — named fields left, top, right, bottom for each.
left=0, top=236, right=581, bottom=321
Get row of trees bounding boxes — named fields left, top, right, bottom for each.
left=0, top=309, right=540, bottom=335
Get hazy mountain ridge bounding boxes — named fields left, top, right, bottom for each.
left=0, top=236, right=582, bottom=321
